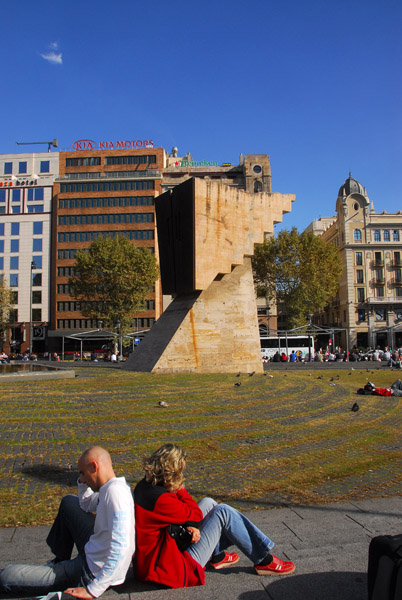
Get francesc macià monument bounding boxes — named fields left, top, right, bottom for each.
left=124, top=176, right=294, bottom=373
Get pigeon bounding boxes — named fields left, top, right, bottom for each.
left=351, top=402, right=359, bottom=412
left=236, top=372, right=241, bottom=377
left=234, top=382, right=241, bottom=387
left=249, top=372, right=255, bottom=377
left=330, top=377, right=335, bottom=381
left=317, top=376, right=323, bottom=379
left=158, top=401, right=169, bottom=408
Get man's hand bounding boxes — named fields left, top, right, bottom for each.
left=186, top=526, right=201, bottom=543
left=64, top=586, right=94, bottom=599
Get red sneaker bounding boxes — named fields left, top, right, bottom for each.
left=209, top=551, right=240, bottom=570
left=255, top=555, right=295, bottom=576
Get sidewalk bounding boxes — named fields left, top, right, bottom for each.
left=1, top=496, right=402, bottom=600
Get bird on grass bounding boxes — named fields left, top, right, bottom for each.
left=351, top=402, right=359, bottom=412
left=234, top=382, right=241, bottom=387
left=158, top=401, right=169, bottom=408
left=317, top=376, right=323, bottom=379
left=236, top=372, right=241, bottom=377
left=249, top=372, right=255, bottom=377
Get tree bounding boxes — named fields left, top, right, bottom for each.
left=252, top=227, right=342, bottom=329
left=69, top=235, right=159, bottom=329
left=0, top=277, right=14, bottom=350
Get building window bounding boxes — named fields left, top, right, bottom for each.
left=11, top=222, right=19, bottom=236
left=395, top=269, right=402, bottom=283
left=32, top=291, right=42, bottom=304
left=12, top=189, right=21, bottom=202
left=375, top=268, right=384, bottom=283
left=32, top=255, right=42, bottom=269
left=32, top=239, right=42, bottom=252
left=383, top=230, right=390, bottom=241
left=33, top=222, right=43, bottom=235
left=394, top=252, right=401, bottom=266
left=57, top=284, right=71, bottom=294
left=374, top=230, right=381, bottom=242
left=393, top=230, right=400, bottom=242
left=0, top=240, right=4, bottom=252
left=356, top=269, right=364, bottom=283
left=0, top=190, right=5, bottom=203
left=12, top=206, right=21, bottom=214
left=0, top=258, right=3, bottom=270
left=58, top=196, right=155, bottom=209
left=357, top=288, right=365, bottom=302
left=9, top=257, right=19, bottom=270
left=12, top=292, right=18, bottom=304
left=396, top=287, right=402, bottom=297
left=10, top=274, right=18, bottom=287
left=10, top=240, right=19, bottom=253
left=375, top=308, right=385, bottom=321
left=354, top=229, right=362, bottom=241
left=27, top=188, right=44, bottom=201
left=32, top=309, right=42, bottom=321
left=27, top=205, right=44, bottom=213
left=0, top=224, right=4, bottom=236
left=66, top=157, right=101, bottom=167
left=32, top=273, right=42, bottom=286
left=4, top=162, right=12, bottom=175
left=357, top=309, right=366, bottom=322
left=355, top=252, right=363, bottom=266
left=40, top=161, right=50, bottom=173
left=376, top=287, right=384, bottom=297
left=104, top=155, right=156, bottom=165
left=18, top=162, right=27, bottom=174
left=60, top=180, right=155, bottom=193
left=374, top=252, right=383, bottom=266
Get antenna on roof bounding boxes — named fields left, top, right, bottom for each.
left=16, top=139, right=58, bottom=152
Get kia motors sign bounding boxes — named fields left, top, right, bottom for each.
left=73, top=139, right=154, bottom=150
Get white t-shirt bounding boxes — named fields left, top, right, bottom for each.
left=78, top=477, right=135, bottom=597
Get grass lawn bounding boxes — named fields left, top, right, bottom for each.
left=0, top=366, right=401, bottom=526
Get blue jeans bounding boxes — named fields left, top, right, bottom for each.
left=187, top=498, right=274, bottom=567
left=0, top=495, right=96, bottom=594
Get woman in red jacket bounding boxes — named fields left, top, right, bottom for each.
left=134, top=444, right=295, bottom=588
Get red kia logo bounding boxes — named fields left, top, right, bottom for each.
left=73, top=139, right=96, bottom=150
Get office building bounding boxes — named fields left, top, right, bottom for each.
left=306, top=175, right=402, bottom=349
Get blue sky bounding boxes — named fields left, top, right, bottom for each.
left=1, top=0, right=401, bottom=231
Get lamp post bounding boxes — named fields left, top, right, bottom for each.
left=116, top=320, right=122, bottom=361
left=29, top=260, right=36, bottom=354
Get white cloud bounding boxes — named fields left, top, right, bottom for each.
left=41, top=43, right=63, bottom=65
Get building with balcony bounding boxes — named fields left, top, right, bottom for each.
left=0, top=152, right=59, bottom=354
left=306, top=174, right=402, bottom=350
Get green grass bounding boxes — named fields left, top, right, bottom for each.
left=0, top=366, right=401, bottom=525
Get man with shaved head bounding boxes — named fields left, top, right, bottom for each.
left=0, top=446, right=135, bottom=599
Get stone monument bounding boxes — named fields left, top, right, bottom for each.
left=124, top=178, right=294, bottom=373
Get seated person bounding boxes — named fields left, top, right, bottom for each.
left=134, top=443, right=295, bottom=589
left=0, top=446, right=135, bottom=599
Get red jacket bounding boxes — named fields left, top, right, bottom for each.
left=134, top=478, right=205, bottom=588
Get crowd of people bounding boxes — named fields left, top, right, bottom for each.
left=269, top=345, right=402, bottom=366
left=0, top=444, right=296, bottom=598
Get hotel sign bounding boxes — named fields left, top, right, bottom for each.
left=175, top=160, right=218, bottom=167
left=73, top=139, right=154, bottom=150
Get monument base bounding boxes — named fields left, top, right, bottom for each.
left=123, top=258, right=263, bottom=373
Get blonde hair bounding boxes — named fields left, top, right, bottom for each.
left=144, top=443, right=187, bottom=492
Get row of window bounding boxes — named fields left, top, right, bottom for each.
left=58, top=213, right=154, bottom=226
left=354, top=229, right=400, bottom=242
left=0, top=222, right=43, bottom=236
left=3, top=161, right=50, bottom=175
left=2, top=255, right=44, bottom=271
left=57, top=246, right=155, bottom=260
left=0, top=205, right=44, bottom=214
left=66, top=157, right=101, bottom=167
left=58, top=230, right=154, bottom=242
left=57, top=317, right=155, bottom=330
left=355, top=251, right=401, bottom=266
left=0, top=188, right=44, bottom=202
left=60, top=181, right=155, bottom=193
left=56, top=299, right=155, bottom=312
left=9, top=309, right=42, bottom=322
left=58, top=196, right=155, bottom=209
left=0, top=239, right=43, bottom=253
left=58, top=267, right=75, bottom=277
left=105, top=155, right=156, bottom=165
left=355, top=268, right=402, bottom=283
left=9, top=273, right=42, bottom=288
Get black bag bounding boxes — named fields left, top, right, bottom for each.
left=368, top=534, right=402, bottom=600
left=168, top=524, right=193, bottom=552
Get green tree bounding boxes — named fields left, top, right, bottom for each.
left=0, top=277, right=14, bottom=350
left=252, top=227, right=342, bottom=328
left=69, top=235, right=159, bottom=329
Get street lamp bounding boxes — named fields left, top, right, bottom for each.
left=29, top=260, right=36, bottom=354
left=116, top=320, right=123, bottom=361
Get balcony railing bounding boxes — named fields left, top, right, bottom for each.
left=372, top=278, right=385, bottom=285
left=56, top=169, right=160, bottom=181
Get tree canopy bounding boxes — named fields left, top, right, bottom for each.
left=69, top=235, right=159, bottom=329
left=0, top=277, right=14, bottom=350
left=252, top=227, right=342, bottom=328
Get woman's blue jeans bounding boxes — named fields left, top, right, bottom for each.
left=187, top=498, right=274, bottom=568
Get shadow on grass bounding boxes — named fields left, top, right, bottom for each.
left=20, top=465, right=77, bottom=487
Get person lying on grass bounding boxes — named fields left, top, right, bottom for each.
left=357, top=379, right=402, bottom=397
